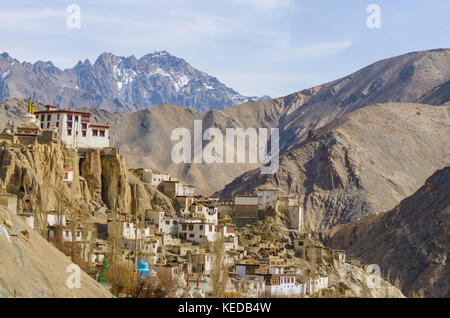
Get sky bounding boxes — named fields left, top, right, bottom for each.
left=0, top=0, right=449, bottom=98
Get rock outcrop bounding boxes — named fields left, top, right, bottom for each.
left=0, top=138, right=174, bottom=234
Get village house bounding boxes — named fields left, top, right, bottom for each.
left=187, top=250, right=213, bottom=276
left=162, top=233, right=181, bottom=246
left=222, top=224, right=239, bottom=251
left=146, top=210, right=179, bottom=235
left=233, top=195, right=259, bottom=227
left=333, top=250, right=346, bottom=263
left=151, top=171, right=171, bottom=187
left=162, top=180, right=195, bottom=199
left=255, top=183, right=279, bottom=211
left=231, top=277, right=266, bottom=298
left=176, top=195, right=195, bottom=213
left=184, top=202, right=218, bottom=225
left=89, top=240, right=108, bottom=265
left=178, top=220, right=217, bottom=244
left=16, top=212, right=35, bottom=229
left=235, top=263, right=304, bottom=297
left=306, top=276, right=329, bottom=295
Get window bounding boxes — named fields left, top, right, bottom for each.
left=100, top=130, right=105, bottom=137
left=165, top=221, right=170, bottom=225
left=199, top=225, right=203, bottom=230
left=189, top=234, right=194, bottom=238
left=41, top=115, right=45, bottom=121
left=75, top=116, right=78, bottom=121
left=56, top=122, right=59, bottom=128
left=67, top=115, right=72, bottom=121
left=188, top=224, right=194, bottom=231
left=67, top=122, right=72, bottom=128
left=93, top=130, right=98, bottom=136
left=82, top=123, right=87, bottom=129
left=67, top=129, right=72, bottom=136
left=82, top=131, right=86, bottom=137
left=47, top=115, right=51, bottom=121
left=181, top=224, right=187, bottom=231
left=209, top=225, right=213, bottom=231
left=173, top=220, right=177, bottom=224
left=40, top=123, right=44, bottom=129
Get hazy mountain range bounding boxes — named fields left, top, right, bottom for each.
left=0, top=51, right=269, bottom=113
left=1, top=49, right=449, bottom=197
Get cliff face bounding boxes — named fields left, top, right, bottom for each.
left=0, top=139, right=174, bottom=234
left=0, top=140, right=91, bottom=233
left=324, top=167, right=450, bottom=298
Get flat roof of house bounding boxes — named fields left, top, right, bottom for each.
left=35, top=109, right=91, bottom=116
left=89, top=124, right=110, bottom=129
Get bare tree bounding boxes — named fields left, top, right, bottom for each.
left=210, top=231, right=228, bottom=297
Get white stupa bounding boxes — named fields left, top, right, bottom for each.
left=16, top=99, right=41, bottom=136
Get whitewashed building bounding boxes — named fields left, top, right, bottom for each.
left=151, top=172, right=171, bottom=187
left=306, top=276, right=329, bottom=295
left=236, top=263, right=305, bottom=297
left=35, top=105, right=110, bottom=149
left=255, top=183, right=278, bottom=210
left=179, top=220, right=217, bottom=244
left=146, top=210, right=178, bottom=235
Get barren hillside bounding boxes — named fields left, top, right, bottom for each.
left=0, top=206, right=113, bottom=298
left=324, top=167, right=450, bottom=298
left=218, top=103, right=450, bottom=231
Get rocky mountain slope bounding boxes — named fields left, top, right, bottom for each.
left=98, top=48, right=450, bottom=193
left=418, top=79, right=450, bottom=106
left=217, top=103, right=450, bottom=231
left=0, top=51, right=268, bottom=113
left=324, top=167, right=449, bottom=298
left=0, top=206, right=113, bottom=298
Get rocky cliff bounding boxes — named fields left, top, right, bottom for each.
left=324, top=167, right=450, bottom=298
left=0, top=138, right=174, bottom=235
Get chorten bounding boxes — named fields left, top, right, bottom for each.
left=16, top=99, right=41, bottom=136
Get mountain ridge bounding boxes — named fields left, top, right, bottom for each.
left=0, top=51, right=269, bottom=113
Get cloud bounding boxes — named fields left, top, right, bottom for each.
left=0, top=8, right=65, bottom=31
